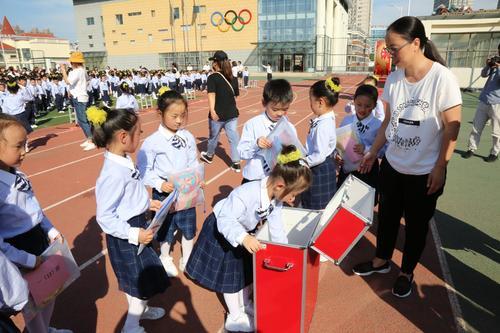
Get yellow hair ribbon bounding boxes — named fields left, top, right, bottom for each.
left=277, top=149, right=302, bottom=165
left=371, top=75, right=380, bottom=82
left=325, top=78, right=341, bottom=93
left=158, top=86, right=170, bottom=97
left=86, top=106, right=107, bottom=126
left=7, top=81, right=17, bottom=88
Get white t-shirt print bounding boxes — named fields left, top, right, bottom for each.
left=382, top=62, right=462, bottom=175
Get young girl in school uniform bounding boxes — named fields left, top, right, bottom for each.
left=337, top=84, right=384, bottom=201
left=2, top=80, right=33, bottom=135
left=237, top=79, right=295, bottom=184
left=99, top=75, right=111, bottom=107
left=301, top=77, right=340, bottom=210
left=185, top=145, right=312, bottom=333
left=0, top=114, right=71, bottom=333
left=137, top=87, right=202, bottom=277
left=89, top=107, right=169, bottom=333
left=116, top=82, right=139, bottom=113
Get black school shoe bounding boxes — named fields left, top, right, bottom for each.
left=462, top=150, right=474, bottom=159
left=484, top=154, right=498, bottom=163
left=352, top=261, right=391, bottom=276
left=392, top=275, right=414, bottom=298
left=230, top=162, right=241, bottom=173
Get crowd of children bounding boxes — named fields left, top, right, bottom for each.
left=0, top=72, right=386, bottom=333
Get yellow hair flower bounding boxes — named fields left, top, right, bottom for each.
left=158, top=86, right=170, bottom=97
left=7, top=81, right=17, bottom=88
left=86, top=106, right=107, bottom=126
left=277, top=149, right=302, bottom=165
left=325, top=78, right=341, bottom=93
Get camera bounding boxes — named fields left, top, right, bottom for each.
left=488, top=55, right=500, bottom=67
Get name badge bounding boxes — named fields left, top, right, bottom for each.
left=399, top=118, right=420, bottom=126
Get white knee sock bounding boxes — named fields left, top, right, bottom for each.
left=224, top=292, right=242, bottom=320
left=123, top=294, right=147, bottom=332
left=160, top=242, right=171, bottom=259
left=181, top=236, right=194, bottom=263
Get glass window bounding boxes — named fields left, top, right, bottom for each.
left=86, top=17, right=95, bottom=25
left=286, top=1, right=295, bottom=12
left=148, top=34, right=153, bottom=42
left=297, top=0, right=306, bottom=12
left=276, top=0, right=285, bottom=14
left=138, top=28, right=143, bottom=33
left=116, top=14, right=123, bottom=25
left=88, top=35, right=93, bottom=39
left=89, top=43, right=94, bottom=48
left=130, top=40, right=135, bottom=44
left=448, top=34, right=470, bottom=50
left=151, top=10, right=156, bottom=17
left=113, top=41, right=118, bottom=45
left=128, top=12, right=141, bottom=16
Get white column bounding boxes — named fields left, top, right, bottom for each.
left=316, top=0, right=326, bottom=71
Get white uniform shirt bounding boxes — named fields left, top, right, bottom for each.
left=0, top=169, right=59, bottom=268
left=0, top=250, right=29, bottom=312
left=382, top=62, right=462, bottom=175
left=95, top=152, right=150, bottom=244
left=238, top=112, right=297, bottom=180
left=138, top=125, right=199, bottom=192
left=340, top=113, right=385, bottom=156
left=1, top=92, right=30, bottom=115
left=116, top=94, right=139, bottom=112
left=305, top=111, right=336, bottom=167
left=67, top=67, right=89, bottom=103
left=215, top=177, right=288, bottom=247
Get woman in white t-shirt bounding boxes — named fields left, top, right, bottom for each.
left=352, top=16, right=462, bottom=298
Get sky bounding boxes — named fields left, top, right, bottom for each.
left=0, top=0, right=496, bottom=41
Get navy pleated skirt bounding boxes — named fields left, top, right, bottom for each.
left=106, top=213, right=170, bottom=299
left=185, top=213, right=252, bottom=294
left=4, top=223, right=49, bottom=256
left=301, top=157, right=337, bottom=210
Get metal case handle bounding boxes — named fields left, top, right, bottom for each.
left=263, top=258, right=294, bottom=272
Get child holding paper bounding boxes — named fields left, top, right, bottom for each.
left=186, top=145, right=311, bottom=333
left=0, top=114, right=71, bottom=333
left=237, top=79, right=296, bottom=184
left=138, top=87, right=203, bottom=277
left=90, top=107, right=169, bottom=333
left=337, top=84, right=383, bottom=197
left=301, top=77, right=340, bottom=210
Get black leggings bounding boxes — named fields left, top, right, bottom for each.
left=375, top=157, right=444, bottom=274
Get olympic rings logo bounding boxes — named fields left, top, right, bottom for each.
left=210, top=9, right=252, bottom=32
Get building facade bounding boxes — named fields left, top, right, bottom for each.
left=0, top=17, right=70, bottom=69
left=348, top=0, right=372, bottom=36
left=420, top=11, right=499, bottom=88
left=73, top=0, right=350, bottom=72
left=433, top=0, right=474, bottom=10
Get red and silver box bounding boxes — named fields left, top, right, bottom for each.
left=253, top=175, right=375, bottom=333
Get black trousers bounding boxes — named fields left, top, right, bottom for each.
left=267, top=73, right=272, bottom=81
left=376, top=157, right=444, bottom=274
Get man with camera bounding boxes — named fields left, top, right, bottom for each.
left=463, top=43, right=500, bottom=162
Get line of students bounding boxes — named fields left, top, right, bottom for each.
left=0, top=77, right=384, bottom=333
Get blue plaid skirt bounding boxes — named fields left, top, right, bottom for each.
left=185, top=213, right=253, bottom=293
left=106, top=213, right=170, bottom=299
left=301, top=157, right=337, bottom=210
left=152, top=189, right=197, bottom=244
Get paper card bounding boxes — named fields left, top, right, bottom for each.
left=138, top=189, right=178, bottom=255
left=336, top=124, right=363, bottom=173
left=259, top=117, right=306, bottom=169
left=166, top=164, right=205, bottom=211
left=24, top=253, right=70, bottom=307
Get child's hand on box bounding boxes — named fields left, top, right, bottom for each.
left=138, top=228, right=154, bottom=245
left=242, top=235, right=264, bottom=254
left=161, top=181, right=175, bottom=193
left=150, top=200, right=162, bottom=211
left=257, top=137, right=272, bottom=149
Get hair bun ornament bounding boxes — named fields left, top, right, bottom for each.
left=123, top=83, right=129, bottom=89
left=277, top=149, right=303, bottom=165
left=158, top=86, right=170, bottom=97
left=86, top=106, right=107, bottom=126
left=325, top=77, right=341, bottom=93
left=7, top=81, right=17, bottom=88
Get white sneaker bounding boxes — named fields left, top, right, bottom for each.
left=31, top=124, right=38, bottom=129
left=320, top=255, right=329, bottom=263
left=121, top=326, right=145, bottom=333
left=48, top=328, right=73, bottom=333
left=224, top=313, right=254, bottom=332
left=83, top=142, right=97, bottom=151
left=140, top=306, right=165, bottom=320
left=80, top=140, right=90, bottom=147
left=178, top=257, right=186, bottom=273
left=58, top=110, right=65, bottom=114
left=160, top=256, right=178, bottom=277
